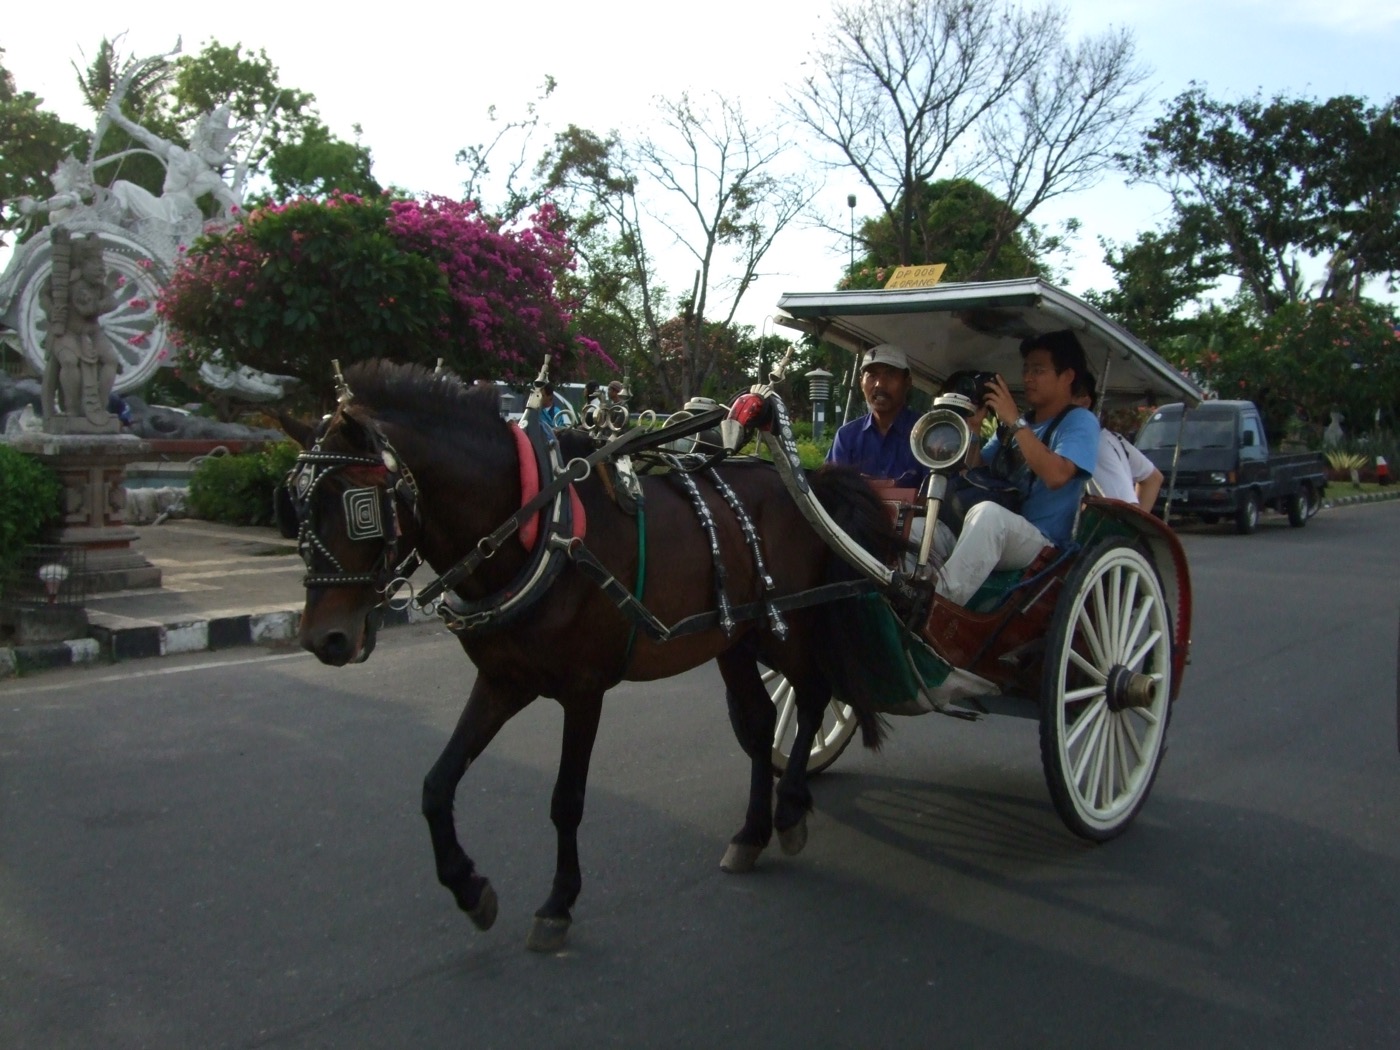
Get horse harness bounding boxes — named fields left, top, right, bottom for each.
left=284, top=405, right=873, bottom=649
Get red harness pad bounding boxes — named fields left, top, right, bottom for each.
left=511, top=425, right=586, bottom=550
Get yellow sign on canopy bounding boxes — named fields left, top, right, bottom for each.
left=884, top=264, right=947, bottom=289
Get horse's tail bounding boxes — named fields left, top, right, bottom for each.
left=807, top=465, right=904, bottom=751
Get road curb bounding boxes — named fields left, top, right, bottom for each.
left=1322, top=488, right=1400, bottom=509
left=0, top=602, right=437, bottom=680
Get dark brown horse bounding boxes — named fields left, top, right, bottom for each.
left=288, top=360, right=899, bottom=951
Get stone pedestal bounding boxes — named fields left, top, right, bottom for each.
left=7, top=432, right=162, bottom=593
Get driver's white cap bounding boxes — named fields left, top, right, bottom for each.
left=861, top=343, right=909, bottom=372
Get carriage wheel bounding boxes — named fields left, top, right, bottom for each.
left=13, top=225, right=172, bottom=395
left=764, top=668, right=858, bottom=776
left=1039, top=538, right=1173, bottom=841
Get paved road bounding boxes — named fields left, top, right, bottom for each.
left=2, top=504, right=1397, bottom=1049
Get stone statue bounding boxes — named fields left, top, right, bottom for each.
left=15, top=156, right=95, bottom=230
left=100, top=99, right=245, bottom=245
left=1324, top=411, right=1345, bottom=447
left=39, top=227, right=121, bottom=433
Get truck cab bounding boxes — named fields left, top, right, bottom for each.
left=1137, top=401, right=1326, bottom=533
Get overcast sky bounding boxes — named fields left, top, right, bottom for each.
left=5, top=0, right=1399, bottom=331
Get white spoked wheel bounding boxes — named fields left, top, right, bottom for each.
left=13, top=224, right=172, bottom=394
left=764, top=668, right=857, bottom=776
left=1039, top=538, right=1173, bottom=841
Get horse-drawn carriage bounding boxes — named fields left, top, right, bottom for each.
left=760, top=278, right=1200, bottom=841
left=282, top=277, right=1200, bottom=950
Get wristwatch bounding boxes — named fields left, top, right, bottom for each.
left=1006, top=416, right=1029, bottom=437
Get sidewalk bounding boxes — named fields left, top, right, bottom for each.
left=0, top=518, right=432, bottom=678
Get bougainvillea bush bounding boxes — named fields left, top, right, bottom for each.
left=158, top=193, right=609, bottom=405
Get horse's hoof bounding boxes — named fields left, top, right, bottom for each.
left=778, top=815, right=808, bottom=856
left=720, top=842, right=763, bottom=873
left=526, top=916, right=571, bottom=953
left=466, top=882, right=498, bottom=931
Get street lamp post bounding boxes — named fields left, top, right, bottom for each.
left=846, top=193, right=856, bottom=276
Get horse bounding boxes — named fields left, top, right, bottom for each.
left=286, top=359, right=901, bottom=952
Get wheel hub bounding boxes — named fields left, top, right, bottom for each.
left=1105, top=663, right=1157, bottom=711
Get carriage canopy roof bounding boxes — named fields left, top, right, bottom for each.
left=773, top=278, right=1203, bottom=407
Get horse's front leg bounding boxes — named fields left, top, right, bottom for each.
left=422, top=675, right=534, bottom=932
left=528, top=690, right=605, bottom=953
left=716, top=650, right=777, bottom=874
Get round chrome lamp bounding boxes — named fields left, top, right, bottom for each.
left=909, top=405, right=971, bottom=472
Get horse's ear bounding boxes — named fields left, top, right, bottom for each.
left=275, top=409, right=315, bottom=449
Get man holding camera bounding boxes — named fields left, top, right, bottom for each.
left=934, top=330, right=1099, bottom=606
left=826, top=343, right=929, bottom=488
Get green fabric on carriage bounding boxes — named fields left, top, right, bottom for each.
left=965, top=569, right=1028, bottom=614
left=837, top=594, right=952, bottom=711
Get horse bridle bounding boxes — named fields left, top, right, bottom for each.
left=281, top=432, right=423, bottom=595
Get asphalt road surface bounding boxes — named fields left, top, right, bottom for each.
left=2, top=503, right=1397, bottom=1049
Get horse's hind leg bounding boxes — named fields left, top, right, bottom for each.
left=716, top=650, right=776, bottom=874
left=528, top=690, right=605, bottom=953
left=773, top=676, right=830, bottom=857
left=422, top=676, right=534, bottom=932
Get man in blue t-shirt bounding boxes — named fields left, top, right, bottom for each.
left=826, top=343, right=929, bottom=488
left=934, top=330, right=1099, bottom=606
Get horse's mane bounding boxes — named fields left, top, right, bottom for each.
left=341, top=359, right=506, bottom=434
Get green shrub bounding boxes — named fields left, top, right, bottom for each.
left=0, top=445, right=63, bottom=583
left=187, top=441, right=300, bottom=526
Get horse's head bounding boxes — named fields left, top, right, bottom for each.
left=280, top=407, right=422, bottom=666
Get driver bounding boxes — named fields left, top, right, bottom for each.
left=933, top=330, right=1099, bottom=606
left=826, top=344, right=928, bottom=488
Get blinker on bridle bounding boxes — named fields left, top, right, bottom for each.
left=283, top=360, right=423, bottom=595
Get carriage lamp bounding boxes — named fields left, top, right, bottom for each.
left=908, top=403, right=973, bottom=578
left=805, top=368, right=832, bottom=442
left=909, top=404, right=972, bottom=473
left=38, top=562, right=70, bottom=604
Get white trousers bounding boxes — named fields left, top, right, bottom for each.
left=931, top=502, right=1051, bottom=606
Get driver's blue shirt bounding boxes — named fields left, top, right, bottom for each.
left=826, top=406, right=929, bottom=488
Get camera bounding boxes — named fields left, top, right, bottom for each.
left=942, top=369, right=1001, bottom=405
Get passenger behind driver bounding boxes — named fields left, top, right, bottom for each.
left=931, top=331, right=1100, bottom=606
left=1074, top=377, right=1163, bottom=511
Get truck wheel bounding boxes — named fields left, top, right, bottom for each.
left=1234, top=491, right=1259, bottom=535
left=1305, top=484, right=1322, bottom=519
left=1287, top=489, right=1308, bottom=528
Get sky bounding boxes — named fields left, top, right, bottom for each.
left=4, top=0, right=1400, bottom=334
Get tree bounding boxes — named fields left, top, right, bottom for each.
left=158, top=193, right=610, bottom=407
left=789, top=0, right=1147, bottom=280
left=75, top=38, right=378, bottom=211
left=1082, top=220, right=1220, bottom=351
left=636, top=93, right=814, bottom=403
left=0, top=51, right=89, bottom=243
left=845, top=177, right=1053, bottom=287
left=535, top=124, right=670, bottom=387
left=1127, top=87, right=1400, bottom=315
